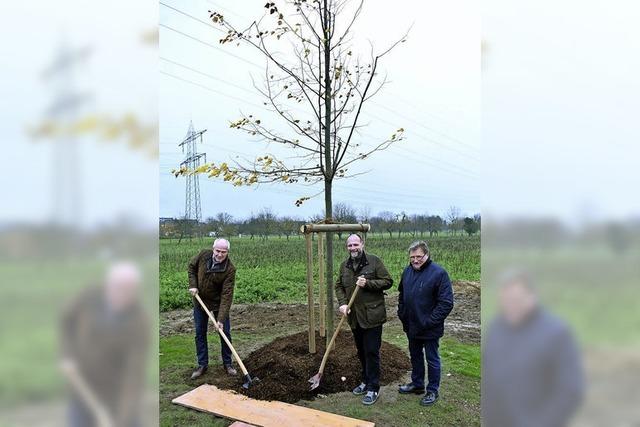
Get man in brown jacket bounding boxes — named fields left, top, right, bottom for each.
left=60, top=262, right=149, bottom=427
left=188, top=238, right=237, bottom=379
left=335, top=234, right=393, bottom=405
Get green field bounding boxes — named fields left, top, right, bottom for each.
left=160, top=234, right=480, bottom=311
left=160, top=233, right=481, bottom=426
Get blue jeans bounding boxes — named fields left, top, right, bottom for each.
left=408, top=337, right=441, bottom=393
left=194, top=304, right=232, bottom=367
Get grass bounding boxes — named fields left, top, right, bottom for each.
left=159, top=324, right=480, bottom=427
left=160, top=234, right=480, bottom=311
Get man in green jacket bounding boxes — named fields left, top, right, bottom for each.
left=335, top=234, right=393, bottom=405
left=188, top=238, right=237, bottom=379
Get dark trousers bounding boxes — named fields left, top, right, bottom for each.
left=408, top=337, right=441, bottom=393
left=194, top=304, right=232, bottom=367
left=352, top=324, right=382, bottom=392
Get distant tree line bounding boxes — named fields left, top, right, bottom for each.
left=159, top=204, right=481, bottom=240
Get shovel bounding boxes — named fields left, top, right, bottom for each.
left=309, top=284, right=360, bottom=390
left=194, top=293, right=260, bottom=389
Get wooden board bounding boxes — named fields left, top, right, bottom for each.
left=229, top=422, right=258, bottom=427
left=172, top=384, right=375, bottom=427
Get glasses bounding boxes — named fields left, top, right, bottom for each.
left=409, top=255, right=425, bottom=260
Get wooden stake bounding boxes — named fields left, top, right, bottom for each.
left=305, top=232, right=316, bottom=353
left=317, top=233, right=326, bottom=337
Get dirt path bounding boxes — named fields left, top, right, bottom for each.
left=161, top=281, right=480, bottom=343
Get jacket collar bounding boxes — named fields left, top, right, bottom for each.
left=207, top=256, right=229, bottom=273
left=411, top=257, right=432, bottom=272
left=346, top=251, right=369, bottom=272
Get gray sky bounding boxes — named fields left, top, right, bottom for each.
left=483, top=0, right=640, bottom=224
left=160, top=0, right=481, bottom=221
left=0, top=0, right=158, bottom=229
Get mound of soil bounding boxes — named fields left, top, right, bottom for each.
left=207, top=330, right=411, bottom=403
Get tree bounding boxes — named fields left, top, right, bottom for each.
left=333, top=202, right=357, bottom=238
left=358, top=205, right=372, bottom=224
left=396, top=211, right=409, bottom=237
left=426, top=215, right=443, bottom=236
left=463, top=217, right=479, bottom=236
left=280, top=216, right=302, bottom=240
left=213, top=212, right=235, bottom=238
left=446, top=206, right=461, bottom=235
left=255, top=208, right=277, bottom=239
left=177, top=0, right=408, bottom=338
left=378, top=211, right=396, bottom=238
left=473, top=213, right=481, bottom=232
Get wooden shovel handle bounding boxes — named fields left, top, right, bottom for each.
left=194, top=293, right=249, bottom=377
left=318, top=285, right=360, bottom=375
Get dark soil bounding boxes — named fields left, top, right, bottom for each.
left=161, top=281, right=481, bottom=343
left=205, top=330, right=411, bottom=403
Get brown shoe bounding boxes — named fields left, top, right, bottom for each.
left=224, top=365, right=238, bottom=376
left=190, top=365, right=207, bottom=380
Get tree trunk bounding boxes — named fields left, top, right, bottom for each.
left=323, top=0, right=334, bottom=348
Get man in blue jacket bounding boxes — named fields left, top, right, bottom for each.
left=397, top=241, right=454, bottom=406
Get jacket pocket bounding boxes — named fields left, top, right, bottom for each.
left=365, top=300, right=387, bottom=325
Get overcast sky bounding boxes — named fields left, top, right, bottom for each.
left=0, top=0, right=158, bottom=229
left=159, top=0, right=481, bottom=221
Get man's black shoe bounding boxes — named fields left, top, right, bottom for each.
left=224, top=364, right=238, bottom=376
left=420, top=391, right=439, bottom=406
left=399, top=383, right=425, bottom=395
left=362, top=390, right=380, bottom=405
left=190, top=365, right=207, bottom=380
left=352, top=383, right=367, bottom=395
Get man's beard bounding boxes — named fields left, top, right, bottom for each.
left=350, top=249, right=362, bottom=259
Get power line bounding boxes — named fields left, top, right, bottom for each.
left=160, top=62, right=478, bottom=179
left=161, top=2, right=478, bottom=160
left=160, top=1, right=224, bottom=32
left=159, top=23, right=263, bottom=70
left=370, top=101, right=479, bottom=152
left=362, top=110, right=480, bottom=163
left=160, top=56, right=255, bottom=95
left=160, top=70, right=265, bottom=109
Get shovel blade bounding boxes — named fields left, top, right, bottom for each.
left=308, top=373, right=322, bottom=390
left=242, top=374, right=260, bottom=390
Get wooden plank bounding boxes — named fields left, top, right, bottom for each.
left=317, top=232, right=326, bottom=337
left=229, top=422, right=258, bottom=427
left=173, top=385, right=375, bottom=427
left=305, top=232, right=316, bottom=353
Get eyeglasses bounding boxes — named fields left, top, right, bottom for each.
left=409, top=255, right=425, bottom=260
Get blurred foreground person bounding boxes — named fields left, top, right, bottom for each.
left=482, top=269, right=584, bottom=427
left=60, top=262, right=149, bottom=427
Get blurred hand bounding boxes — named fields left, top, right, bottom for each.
left=95, top=408, right=114, bottom=427
left=59, top=358, right=78, bottom=376
left=356, top=276, right=367, bottom=288
left=216, top=321, right=224, bottom=330
left=189, top=288, right=198, bottom=296
left=339, top=304, right=350, bottom=316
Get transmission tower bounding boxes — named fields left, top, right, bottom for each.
left=179, top=121, right=207, bottom=222
left=42, top=40, right=92, bottom=227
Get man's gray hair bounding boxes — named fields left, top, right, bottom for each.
left=497, top=267, right=535, bottom=291
left=408, top=240, right=429, bottom=255
left=213, top=238, right=230, bottom=250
